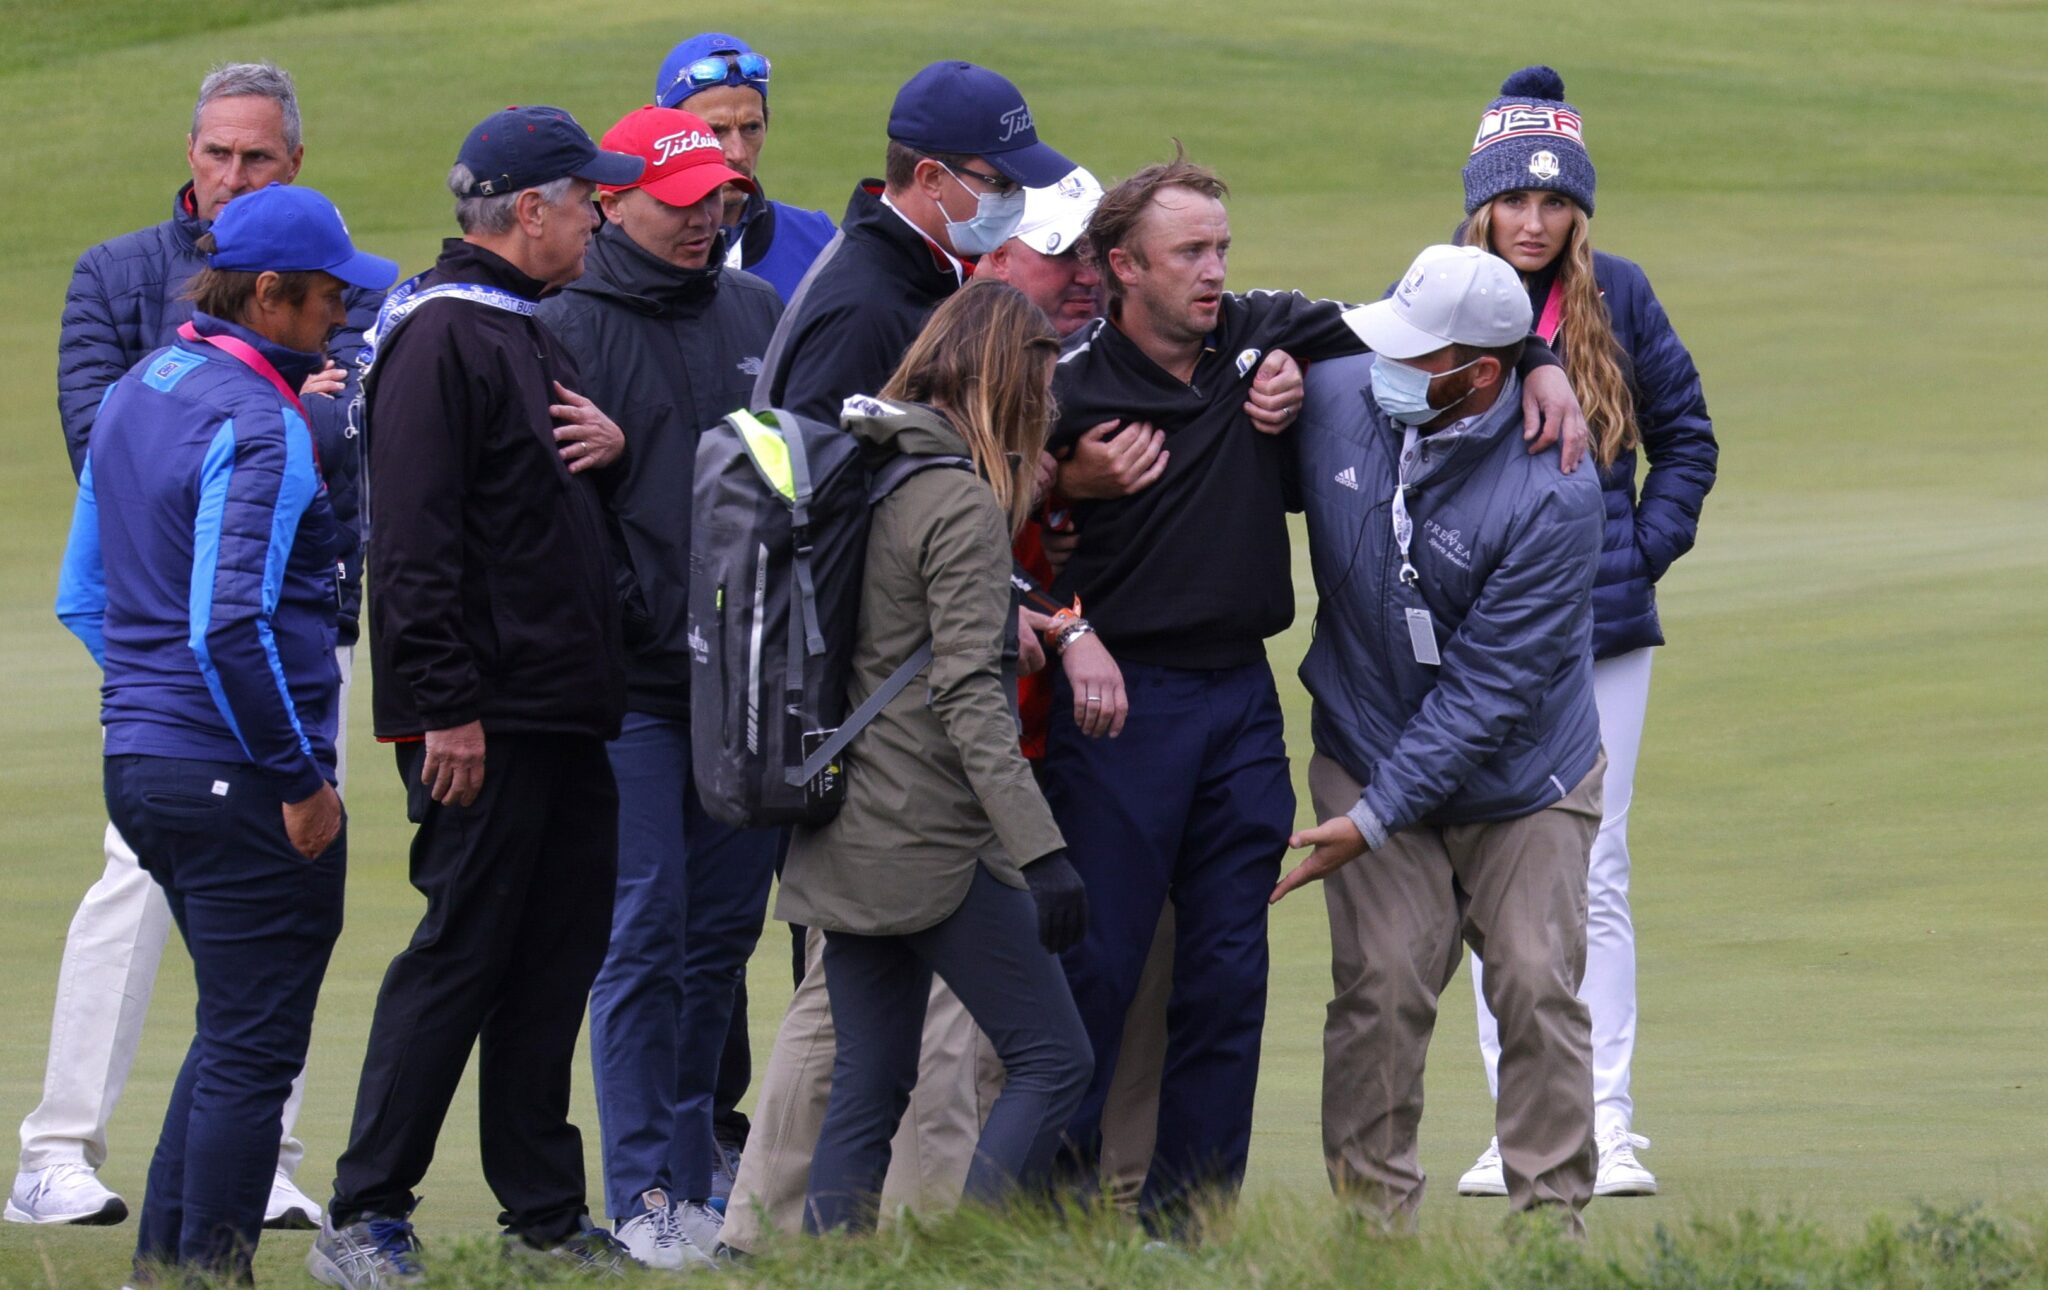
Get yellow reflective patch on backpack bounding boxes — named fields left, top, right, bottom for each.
left=730, top=410, right=796, bottom=504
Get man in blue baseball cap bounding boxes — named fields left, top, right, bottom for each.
left=311, top=104, right=647, bottom=1284
left=653, top=32, right=835, bottom=301
left=54, top=181, right=395, bottom=1283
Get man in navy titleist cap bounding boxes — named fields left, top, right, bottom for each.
left=653, top=31, right=836, bottom=301
left=750, top=58, right=1072, bottom=423
left=310, top=106, right=649, bottom=1283
left=723, top=58, right=1074, bottom=1256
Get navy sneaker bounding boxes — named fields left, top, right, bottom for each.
left=505, top=1215, right=640, bottom=1278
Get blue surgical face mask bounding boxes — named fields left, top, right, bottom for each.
left=938, top=164, right=1027, bottom=256
left=1370, top=355, right=1481, bottom=426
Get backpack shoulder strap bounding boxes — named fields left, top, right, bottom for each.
left=868, top=452, right=973, bottom=503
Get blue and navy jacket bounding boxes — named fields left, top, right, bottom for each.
left=58, top=183, right=383, bottom=643
left=1542, top=251, right=1716, bottom=658
left=729, top=185, right=837, bottom=302
left=1296, top=356, right=1604, bottom=839
left=56, top=313, right=348, bottom=801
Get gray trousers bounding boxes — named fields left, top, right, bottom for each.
left=805, top=866, right=1091, bottom=1232
left=1315, top=751, right=1602, bottom=1230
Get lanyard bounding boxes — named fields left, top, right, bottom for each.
left=359, top=275, right=539, bottom=372
left=1391, top=424, right=1421, bottom=586
left=177, top=321, right=308, bottom=422
left=1535, top=286, right=1564, bottom=345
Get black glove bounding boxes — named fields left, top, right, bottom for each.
left=1022, top=849, right=1088, bottom=955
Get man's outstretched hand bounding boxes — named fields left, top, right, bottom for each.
left=1270, top=815, right=1369, bottom=904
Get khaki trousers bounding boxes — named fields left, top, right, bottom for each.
left=1097, top=905, right=1172, bottom=1209
left=1315, top=751, right=1602, bottom=1230
left=721, top=926, right=1003, bottom=1251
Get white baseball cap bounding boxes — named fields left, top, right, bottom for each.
left=1342, top=244, right=1532, bottom=359
left=1008, top=165, right=1103, bottom=257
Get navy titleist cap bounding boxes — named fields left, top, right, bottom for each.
left=887, top=61, right=1071, bottom=188
left=209, top=184, right=398, bottom=291
left=454, top=105, right=644, bottom=198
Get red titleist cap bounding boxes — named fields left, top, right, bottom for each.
left=598, top=105, right=755, bottom=207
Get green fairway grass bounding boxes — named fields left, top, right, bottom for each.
left=1, top=0, right=2043, bottom=1283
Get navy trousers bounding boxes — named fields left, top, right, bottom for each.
left=106, top=754, right=344, bottom=1282
left=590, top=713, right=778, bottom=1215
left=1043, top=659, right=1293, bottom=1221
left=805, top=867, right=1092, bottom=1234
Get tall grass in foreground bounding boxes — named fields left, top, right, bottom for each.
left=327, top=1199, right=2048, bottom=1289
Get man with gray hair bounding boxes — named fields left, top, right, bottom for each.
left=14, top=59, right=378, bottom=1232
left=309, top=106, right=646, bottom=1285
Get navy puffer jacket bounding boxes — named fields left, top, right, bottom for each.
left=1538, top=250, right=1715, bottom=658
left=57, top=184, right=383, bottom=642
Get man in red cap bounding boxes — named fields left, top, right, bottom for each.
left=534, top=104, right=784, bottom=1271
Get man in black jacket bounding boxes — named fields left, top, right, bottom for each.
left=534, top=105, right=781, bottom=1270
left=310, top=107, right=645, bottom=1285
left=750, top=59, right=1073, bottom=422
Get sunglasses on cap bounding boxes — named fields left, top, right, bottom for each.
left=675, top=51, right=771, bottom=93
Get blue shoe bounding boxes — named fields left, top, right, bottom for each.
left=307, top=1207, right=423, bottom=1288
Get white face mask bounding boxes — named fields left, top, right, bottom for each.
left=1370, top=355, right=1482, bottom=426
left=937, top=163, right=1026, bottom=256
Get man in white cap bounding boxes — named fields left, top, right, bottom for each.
left=1270, top=244, right=1606, bottom=1232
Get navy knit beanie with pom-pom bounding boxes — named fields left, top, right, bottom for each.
left=1462, top=65, right=1596, bottom=214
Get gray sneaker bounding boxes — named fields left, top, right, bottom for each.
left=307, top=1211, right=423, bottom=1288
left=505, top=1216, right=639, bottom=1278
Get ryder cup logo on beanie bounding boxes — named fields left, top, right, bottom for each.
left=1461, top=65, right=1596, bottom=215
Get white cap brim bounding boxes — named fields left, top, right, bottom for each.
left=1008, top=166, right=1101, bottom=257
left=1341, top=301, right=1453, bottom=361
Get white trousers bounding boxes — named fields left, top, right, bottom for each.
left=15, top=646, right=351, bottom=1177
left=1473, top=646, right=1652, bottom=1136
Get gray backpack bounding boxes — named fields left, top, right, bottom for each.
left=688, top=406, right=967, bottom=828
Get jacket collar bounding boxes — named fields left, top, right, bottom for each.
left=566, top=221, right=722, bottom=316
left=432, top=238, right=553, bottom=300
left=1393, top=369, right=1525, bottom=491
left=842, top=396, right=973, bottom=459
left=841, top=181, right=972, bottom=295
left=187, top=310, right=326, bottom=389
left=171, top=182, right=209, bottom=250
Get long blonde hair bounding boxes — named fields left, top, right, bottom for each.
left=1464, top=199, right=1637, bottom=468
left=880, top=281, right=1060, bottom=535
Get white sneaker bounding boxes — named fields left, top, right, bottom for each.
left=265, top=1167, right=323, bottom=1230
left=1594, top=1127, right=1658, bottom=1196
left=1455, top=1137, right=1507, bottom=1197
left=5, top=1163, right=128, bottom=1225
left=612, top=1190, right=715, bottom=1273
left=672, top=1199, right=724, bottom=1256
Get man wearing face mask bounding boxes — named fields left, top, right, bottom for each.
left=751, top=59, right=1071, bottom=423
left=1269, top=245, right=1606, bottom=1232
left=722, top=60, right=1077, bottom=1257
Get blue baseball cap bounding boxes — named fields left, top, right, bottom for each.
left=657, top=33, right=771, bottom=109
left=208, top=184, right=398, bottom=291
left=454, top=105, right=644, bottom=198
left=887, top=61, right=1071, bottom=188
